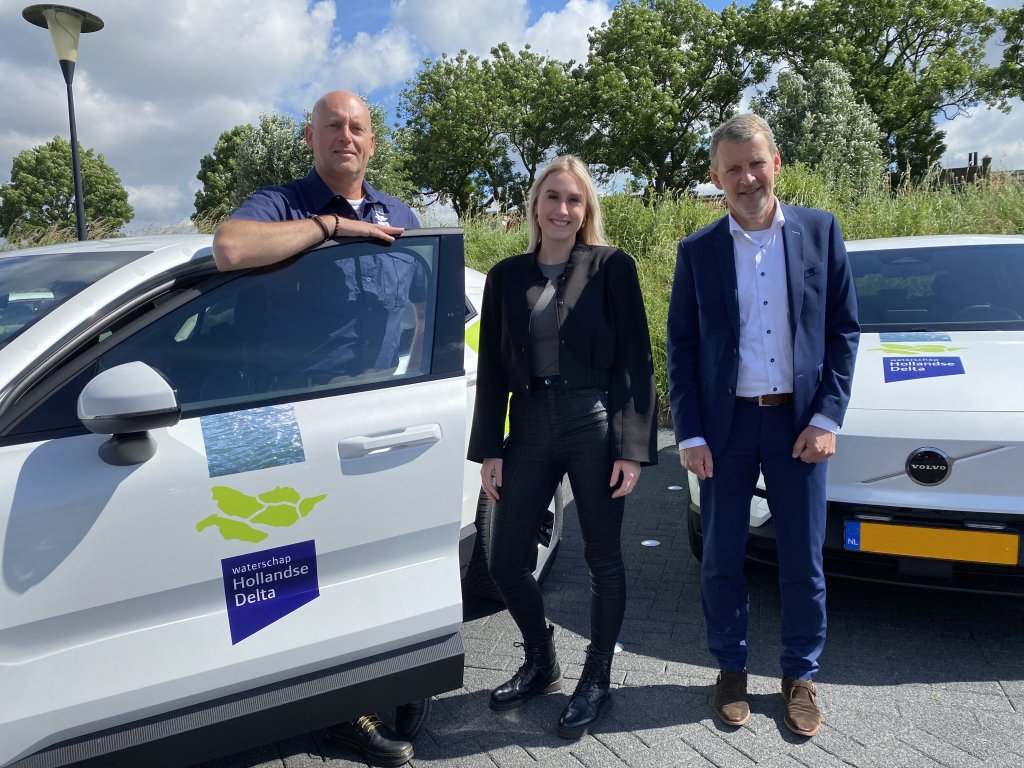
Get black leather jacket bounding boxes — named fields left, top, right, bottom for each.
left=468, top=242, right=658, bottom=465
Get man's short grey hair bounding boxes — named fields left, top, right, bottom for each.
left=709, top=114, right=778, bottom=169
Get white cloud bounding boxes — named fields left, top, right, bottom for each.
left=124, top=183, right=186, bottom=225
left=524, top=0, right=612, bottom=64
left=392, top=0, right=529, bottom=57
left=0, top=0, right=335, bottom=227
left=939, top=100, right=1024, bottom=171
left=308, top=26, right=422, bottom=105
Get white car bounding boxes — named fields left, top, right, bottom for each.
left=0, top=232, right=561, bottom=767
left=686, top=235, right=1024, bottom=593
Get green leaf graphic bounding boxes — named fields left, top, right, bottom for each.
left=299, top=494, right=327, bottom=517
left=211, top=486, right=263, bottom=519
left=196, top=514, right=268, bottom=543
left=259, top=486, right=301, bottom=504
left=251, top=504, right=300, bottom=527
left=198, top=487, right=329, bottom=541
left=874, top=343, right=964, bottom=356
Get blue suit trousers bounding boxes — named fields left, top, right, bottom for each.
left=698, top=400, right=828, bottom=680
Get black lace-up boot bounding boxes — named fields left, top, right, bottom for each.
left=326, top=713, right=413, bottom=766
left=557, top=645, right=613, bottom=739
left=490, top=623, right=562, bottom=710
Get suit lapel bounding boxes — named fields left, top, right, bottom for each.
left=711, top=218, right=741, bottom=338
left=781, top=205, right=804, bottom=338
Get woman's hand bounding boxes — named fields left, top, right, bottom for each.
left=481, top=458, right=503, bottom=502
left=610, top=460, right=641, bottom=498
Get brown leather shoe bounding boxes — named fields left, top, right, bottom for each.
left=781, top=678, right=821, bottom=737
left=713, top=670, right=749, bottom=726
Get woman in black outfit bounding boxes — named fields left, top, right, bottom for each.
left=468, top=155, right=657, bottom=738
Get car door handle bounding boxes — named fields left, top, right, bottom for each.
left=337, top=424, right=442, bottom=459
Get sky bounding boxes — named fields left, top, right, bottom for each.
left=0, top=0, right=1021, bottom=229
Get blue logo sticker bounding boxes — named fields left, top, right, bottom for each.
left=222, top=540, right=319, bottom=644
left=883, top=356, right=965, bottom=382
left=880, top=332, right=951, bottom=342
left=844, top=521, right=861, bottom=551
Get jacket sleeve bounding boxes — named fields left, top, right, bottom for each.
left=814, top=214, right=860, bottom=426
left=467, top=264, right=509, bottom=463
left=608, top=251, right=658, bottom=466
left=666, top=238, right=704, bottom=445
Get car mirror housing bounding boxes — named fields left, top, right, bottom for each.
left=77, top=361, right=181, bottom=465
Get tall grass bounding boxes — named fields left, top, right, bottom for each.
left=463, top=168, right=1024, bottom=422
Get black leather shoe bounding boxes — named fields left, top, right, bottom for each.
left=326, top=714, right=413, bottom=767
left=557, top=645, right=613, bottom=739
left=490, top=623, right=562, bottom=710
left=394, top=697, right=431, bottom=740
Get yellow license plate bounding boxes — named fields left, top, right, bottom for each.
left=844, top=521, right=1019, bottom=566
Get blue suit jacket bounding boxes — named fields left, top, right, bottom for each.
left=666, top=204, right=860, bottom=455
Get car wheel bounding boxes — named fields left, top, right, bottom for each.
left=684, top=481, right=703, bottom=562
left=464, top=482, right=564, bottom=602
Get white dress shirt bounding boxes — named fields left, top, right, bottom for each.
left=680, top=199, right=838, bottom=450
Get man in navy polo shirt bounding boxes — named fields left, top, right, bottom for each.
left=213, top=90, right=423, bottom=767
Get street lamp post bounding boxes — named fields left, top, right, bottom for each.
left=22, top=4, right=104, bottom=241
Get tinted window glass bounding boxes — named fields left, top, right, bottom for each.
left=0, top=251, right=149, bottom=349
left=850, top=244, right=1024, bottom=329
left=8, top=238, right=439, bottom=436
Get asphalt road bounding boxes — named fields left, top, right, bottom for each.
left=201, top=430, right=1024, bottom=768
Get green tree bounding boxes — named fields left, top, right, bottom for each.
left=989, top=7, right=1023, bottom=98
left=0, top=136, right=133, bottom=239
left=487, top=43, right=574, bottom=210
left=752, top=61, right=886, bottom=192
left=363, top=102, right=417, bottom=202
left=570, top=0, right=768, bottom=196
left=193, top=124, right=254, bottom=221
left=231, top=112, right=312, bottom=207
left=399, top=50, right=512, bottom=219
left=748, top=0, right=1005, bottom=177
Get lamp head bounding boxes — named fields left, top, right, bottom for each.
left=23, top=4, right=103, bottom=63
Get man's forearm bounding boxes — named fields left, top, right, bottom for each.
left=212, top=218, right=326, bottom=271
left=407, top=302, right=427, bottom=372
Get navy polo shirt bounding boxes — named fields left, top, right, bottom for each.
left=230, top=170, right=427, bottom=381
left=231, top=169, right=421, bottom=229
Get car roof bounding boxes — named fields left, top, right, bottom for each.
left=846, top=234, right=1024, bottom=251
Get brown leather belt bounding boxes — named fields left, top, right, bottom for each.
left=737, top=393, right=792, bottom=406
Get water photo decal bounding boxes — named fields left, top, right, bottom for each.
left=201, top=404, right=305, bottom=477
left=197, top=486, right=327, bottom=543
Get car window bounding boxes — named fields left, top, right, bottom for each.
left=7, top=238, right=440, bottom=437
left=851, top=243, right=1024, bottom=329
left=0, top=250, right=149, bottom=349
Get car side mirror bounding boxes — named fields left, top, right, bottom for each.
left=77, top=361, right=181, bottom=466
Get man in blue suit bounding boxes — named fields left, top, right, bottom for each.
left=666, top=114, right=859, bottom=737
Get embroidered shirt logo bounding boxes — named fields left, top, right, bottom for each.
left=373, top=207, right=390, bottom=225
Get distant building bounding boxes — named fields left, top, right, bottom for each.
left=940, top=152, right=992, bottom=185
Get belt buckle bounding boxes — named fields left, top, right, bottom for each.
left=757, top=394, right=768, bottom=406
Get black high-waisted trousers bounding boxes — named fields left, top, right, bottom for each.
left=486, top=385, right=626, bottom=653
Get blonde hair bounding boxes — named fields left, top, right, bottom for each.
left=526, top=155, right=608, bottom=252
left=709, top=114, right=778, bottom=170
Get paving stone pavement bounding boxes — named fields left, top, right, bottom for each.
left=204, top=431, right=1024, bottom=768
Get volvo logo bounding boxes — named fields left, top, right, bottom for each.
left=905, top=447, right=952, bottom=486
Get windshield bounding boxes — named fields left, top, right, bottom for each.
left=0, top=250, right=149, bottom=349
left=850, top=243, right=1024, bottom=331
